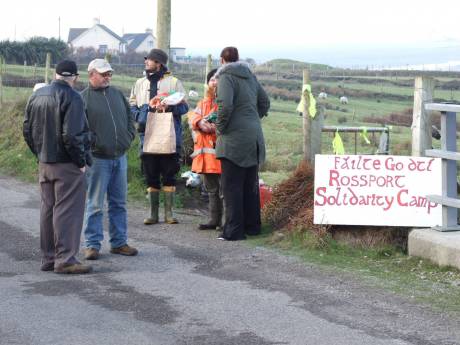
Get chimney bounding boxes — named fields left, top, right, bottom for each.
left=93, top=17, right=100, bottom=26
left=145, top=28, right=153, bottom=34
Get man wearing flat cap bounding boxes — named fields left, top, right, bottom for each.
left=23, top=59, right=93, bottom=274
left=130, top=48, right=188, bottom=225
left=81, top=58, right=137, bottom=260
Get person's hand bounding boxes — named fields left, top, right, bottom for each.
left=198, top=119, right=213, bottom=133
left=209, top=123, right=217, bottom=133
left=80, top=166, right=86, bottom=173
left=149, top=96, right=159, bottom=109
left=156, top=103, right=168, bottom=112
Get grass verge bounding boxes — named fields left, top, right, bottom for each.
left=247, top=227, right=460, bottom=314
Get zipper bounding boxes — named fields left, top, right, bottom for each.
left=103, top=89, right=118, bottom=156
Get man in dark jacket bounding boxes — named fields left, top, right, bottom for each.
left=215, top=47, right=270, bottom=241
left=81, top=59, right=137, bottom=260
left=23, top=60, right=93, bottom=274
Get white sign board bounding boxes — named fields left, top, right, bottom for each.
left=314, top=155, right=442, bottom=227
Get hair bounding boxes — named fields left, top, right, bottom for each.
left=55, top=74, right=78, bottom=83
left=207, top=68, right=218, bottom=84
left=220, top=47, right=239, bottom=63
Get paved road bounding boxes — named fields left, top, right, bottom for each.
left=1, top=174, right=459, bottom=345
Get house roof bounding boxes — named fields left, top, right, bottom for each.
left=68, top=24, right=126, bottom=44
left=98, top=24, right=126, bottom=43
left=68, top=28, right=87, bottom=43
left=122, top=33, right=153, bottom=50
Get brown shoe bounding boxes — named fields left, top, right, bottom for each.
left=110, top=244, right=138, bottom=256
left=84, top=248, right=99, bottom=260
left=54, top=263, right=92, bottom=274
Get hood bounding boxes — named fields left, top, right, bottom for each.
left=215, top=61, right=252, bottom=79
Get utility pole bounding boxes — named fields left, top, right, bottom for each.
left=156, top=0, right=171, bottom=60
left=58, top=17, right=61, bottom=41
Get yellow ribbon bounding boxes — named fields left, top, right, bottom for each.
left=296, top=84, right=317, bottom=118
left=332, top=131, right=345, bottom=155
left=360, top=127, right=371, bottom=145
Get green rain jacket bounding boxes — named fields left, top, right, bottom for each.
left=215, top=61, right=270, bottom=167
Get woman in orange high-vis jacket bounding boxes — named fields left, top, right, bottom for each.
left=189, top=69, right=223, bottom=230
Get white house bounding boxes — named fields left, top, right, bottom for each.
left=68, top=18, right=126, bottom=54
left=170, top=47, right=186, bottom=62
left=122, top=29, right=156, bottom=53
left=68, top=20, right=184, bottom=59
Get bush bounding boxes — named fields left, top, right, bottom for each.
left=338, top=116, right=347, bottom=124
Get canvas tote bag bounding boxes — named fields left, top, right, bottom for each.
left=143, top=111, right=176, bottom=154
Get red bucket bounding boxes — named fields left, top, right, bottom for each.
left=259, top=184, right=273, bottom=209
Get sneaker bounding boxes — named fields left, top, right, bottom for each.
left=110, top=244, right=138, bottom=256
left=217, top=233, right=246, bottom=241
left=84, top=248, right=99, bottom=260
left=217, top=233, right=227, bottom=241
left=40, top=262, right=54, bottom=272
left=54, top=263, right=92, bottom=274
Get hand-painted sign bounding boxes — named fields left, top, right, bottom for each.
left=314, top=155, right=442, bottom=227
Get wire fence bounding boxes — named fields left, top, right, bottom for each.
left=2, top=60, right=460, bottom=107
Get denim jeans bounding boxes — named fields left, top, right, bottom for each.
left=83, top=155, right=128, bottom=250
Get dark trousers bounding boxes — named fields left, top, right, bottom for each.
left=39, top=162, right=86, bottom=266
left=142, top=153, right=180, bottom=189
left=221, top=159, right=261, bottom=240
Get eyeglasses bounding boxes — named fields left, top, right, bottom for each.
left=99, top=71, right=113, bottom=78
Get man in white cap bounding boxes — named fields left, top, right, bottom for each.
left=81, top=59, right=137, bottom=260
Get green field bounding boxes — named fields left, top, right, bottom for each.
left=1, top=63, right=456, bottom=186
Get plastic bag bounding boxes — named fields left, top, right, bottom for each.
left=161, top=92, right=185, bottom=106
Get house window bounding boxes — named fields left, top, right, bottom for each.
left=99, top=45, right=108, bottom=54
left=148, top=40, right=154, bottom=48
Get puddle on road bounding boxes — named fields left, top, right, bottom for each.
left=23, top=275, right=180, bottom=325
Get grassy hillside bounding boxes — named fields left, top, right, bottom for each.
left=260, top=58, right=332, bottom=72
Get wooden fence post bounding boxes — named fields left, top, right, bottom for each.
left=204, top=54, right=212, bottom=94
left=311, top=104, right=324, bottom=163
left=45, top=53, right=51, bottom=84
left=302, top=70, right=312, bottom=162
left=302, top=69, right=323, bottom=164
left=411, top=76, right=434, bottom=156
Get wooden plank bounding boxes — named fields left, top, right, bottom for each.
left=425, top=103, right=460, bottom=113
left=427, top=195, right=460, bottom=209
left=425, top=149, right=460, bottom=161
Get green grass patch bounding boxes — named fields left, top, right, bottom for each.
left=248, top=229, right=460, bottom=313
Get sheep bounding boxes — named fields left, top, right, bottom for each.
left=339, top=96, right=349, bottom=104
left=188, top=90, right=199, bottom=98
left=318, top=92, right=327, bottom=99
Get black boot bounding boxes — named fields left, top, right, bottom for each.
left=199, top=194, right=222, bottom=230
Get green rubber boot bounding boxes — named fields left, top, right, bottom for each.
left=144, top=188, right=159, bottom=225
left=163, top=186, right=178, bottom=224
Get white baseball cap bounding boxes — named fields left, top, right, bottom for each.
left=87, top=59, right=114, bottom=73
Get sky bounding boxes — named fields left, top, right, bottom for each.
left=1, top=0, right=460, bottom=68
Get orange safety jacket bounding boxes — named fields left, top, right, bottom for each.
left=188, top=95, right=221, bottom=174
